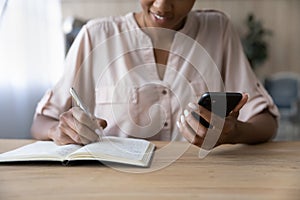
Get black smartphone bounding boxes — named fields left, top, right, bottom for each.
left=191, top=92, right=243, bottom=128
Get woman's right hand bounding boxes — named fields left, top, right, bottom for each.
left=48, top=107, right=107, bottom=145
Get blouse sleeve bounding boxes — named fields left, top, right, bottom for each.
left=34, top=25, right=93, bottom=120
left=221, top=16, right=279, bottom=121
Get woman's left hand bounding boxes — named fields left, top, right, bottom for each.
left=177, top=93, right=248, bottom=148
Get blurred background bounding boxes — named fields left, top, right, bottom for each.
left=0, top=0, right=299, bottom=140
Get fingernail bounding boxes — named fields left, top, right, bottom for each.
left=95, top=128, right=102, bottom=136
left=242, top=92, right=250, bottom=98
left=188, top=102, right=198, bottom=110
left=184, top=109, right=189, bottom=117
left=180, top=115, right=185, bottom=123
left=176, top=121, right=181, bottom=128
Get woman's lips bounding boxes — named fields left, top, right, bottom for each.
left=150, top=12, right=172, bottom=25
left=153, top=13, right=166, bottom=20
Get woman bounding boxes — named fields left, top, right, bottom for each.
left=31, top=0, right=278, bottom=148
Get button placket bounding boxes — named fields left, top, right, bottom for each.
left=130, top=87, right=138, bottom=104
left=159, top=86, right=171, bottom=141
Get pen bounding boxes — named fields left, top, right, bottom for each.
left=69, top=87, right=103, bottom=137
left=69, top=87, right=92, bottom=118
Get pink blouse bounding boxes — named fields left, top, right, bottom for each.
left=34, top=10, right=279, bottom=141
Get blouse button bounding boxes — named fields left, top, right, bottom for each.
left=162, top=89, right=167, bottom=95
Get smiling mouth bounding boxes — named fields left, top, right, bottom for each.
left=151, top=12, right=172, bottom=22
left=153, top=13, right=166, bottom=20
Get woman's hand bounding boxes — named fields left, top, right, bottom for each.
left=48, top=107, right=107, bottom=145
left=177, top=93, right=248, bottom=148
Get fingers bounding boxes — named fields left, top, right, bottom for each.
left=59, top=111, right=97, bottom=145
left=233, top=93, right=248, bottom=112
left=53, top=107, right=108, bottom=145
left=184, top=110, right=207, bottom=138
left=97, top=119, right=108, bottom=129
left=191, top=106, right=224, bottom=130
left=178, top=102, right=225, bottom=147
left=176, top=115, right=204, bottom=146
left=229, top=93, right=248, bottom=118
left=48, top=124, right=80, bottom=145
left=59, top=108, right=102, bottom=144
left=58, top=122, right=90, bottom=144
left=71, top=107, right=108, bottom=135
left=179, top=105, right=208, bottom=147
left=71, top=107, right=100, bottom=132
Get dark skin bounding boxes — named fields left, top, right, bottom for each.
left=31, top=0, right=278, bottom=147
left=135, top=0, right=196, bottom=79
left=178, top=95, right=278, bottom=148
left=32, top=0, right=197, bottom=145
left=136, top=0, right=278, bottom=147
left=31, top=107, right=107, bottom=145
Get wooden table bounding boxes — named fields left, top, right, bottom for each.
left=0, top=139, right=299, bottom=200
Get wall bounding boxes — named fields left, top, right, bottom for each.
left=61, top=0, right=300, bottom=78
left=195, top=0, right=300, bottom=79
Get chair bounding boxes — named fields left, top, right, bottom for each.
left=264, top=72, right=300, bottom=120
left=264, top=72, right=300, bottom=141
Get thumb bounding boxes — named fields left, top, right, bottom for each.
left=230, top=93, right=249, bottom=118
left=233, top=93, right=248, bottom=113
left=97, top=118, right=107, bottom=129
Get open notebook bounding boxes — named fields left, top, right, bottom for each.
left=0, top=137, right=155, bottom=167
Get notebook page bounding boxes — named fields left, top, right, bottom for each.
left=69, top=137, right=151, bottom=161
left=0, top=141, right=81, bottom=161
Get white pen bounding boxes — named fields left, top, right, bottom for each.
left=69, top=87, right=92, bottom=117
left=69, top=87, right=103, bottom=137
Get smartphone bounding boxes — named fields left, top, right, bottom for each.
left=191, top=92, right=243, bottom=128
